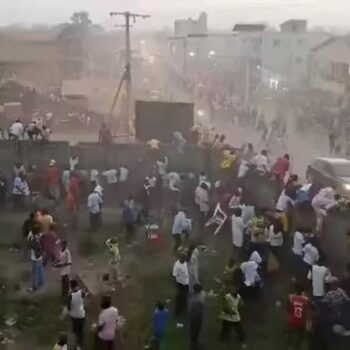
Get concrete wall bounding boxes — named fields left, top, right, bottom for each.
left=0, top=140, right=208, bottom=176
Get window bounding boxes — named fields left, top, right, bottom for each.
left=273, top=39, right=280, bottom=47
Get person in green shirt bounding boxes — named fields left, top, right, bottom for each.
left=219, top=288, right=247, bottom=348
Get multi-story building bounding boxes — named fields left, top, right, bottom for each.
left=310, top=36, right=350, bottom=98
left=260, top=20, right=330, bottom=88
left=0, top=28, right=123, bottom=88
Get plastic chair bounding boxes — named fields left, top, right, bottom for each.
left=205, top=202, right=227, bottom=235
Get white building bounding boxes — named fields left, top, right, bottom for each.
left=260, top=20, right=330, bottom=88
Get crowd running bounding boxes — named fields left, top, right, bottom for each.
left=1, top=118, right=350, bottom=350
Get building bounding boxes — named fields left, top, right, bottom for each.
left=260, top=20, right=330, bottom=88
left=0, top=28, right=123, bottom=88
left=174, top=12, right=207, bottom=37
left=0, top=29, right=62, bottom=87
left=310, top=36, right=350, bottom=97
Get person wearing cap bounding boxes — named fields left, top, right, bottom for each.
left=46, top=159, right=60, bottom=203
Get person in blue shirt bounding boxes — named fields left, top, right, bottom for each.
left=152, top=301, right=169, bottom=349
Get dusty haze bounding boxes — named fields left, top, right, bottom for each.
left=0, top=0, right=349, bottom=30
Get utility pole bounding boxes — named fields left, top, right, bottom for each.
left=110, top=11, right=149, bottom=137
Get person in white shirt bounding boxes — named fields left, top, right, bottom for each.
left=276, top=190, right=294, bottom=212
left=173, top=131, right=186, bottom=153
left=302, top=240, right=320, bottom=278
left=167, top=171, right=180, bottom=192
left=232, top=207, right=245, bottom=250
left=69, top=156, right=79, bottom=171
left=307, top=259, right=332, bottom=298
left=87, top=188, right=103, bottom=231
left=240, top=260, right=260, bottom=288
left=118, top=166, right=128, bottom=182
left=102, top=169, right=118, bottom=184
left=168, top=171, right=181, bottom=206
left=172, top=210, right=191, bottom=251
left=268, top=222, right=284, bottom=262
left=194, top=182, right=210, bottom=218
left=145, top=173, right=157, bottom=188
left=172, top=254, right=189, bottom=325
left=292, top=230, right=305, bottom=257
left=55, top=240, right=72, bottom=299
left=156, top=156, right=168, bottom=183
left=68, top=279, right=86, bottom=350
left=252, top=150, right=269, bottom=175
left=238, top=160, right=249, bottom=179
left=249, top=250, right=262, bottom=265
left=12, top=173, right=29, bottom=210
left=9, top=119, right=24, bottom=140
left=96, top=295, right=119, bottom=349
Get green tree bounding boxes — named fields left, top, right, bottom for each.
left=70, top=11, right=92, bottom=27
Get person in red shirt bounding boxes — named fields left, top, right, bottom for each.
left=66, top=172, right=80, bottom=230
left=47, top=159, right=60, bottom=202
left=272, top=154, right=290, bottom=182
left=288, top=283, right=309, bottom=348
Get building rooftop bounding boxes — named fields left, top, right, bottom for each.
left=233, top=24, right=266, bottom=32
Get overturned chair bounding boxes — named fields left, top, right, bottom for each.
left=205, top=202, right=228, bottom=235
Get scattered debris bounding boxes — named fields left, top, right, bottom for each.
left=4, top=315, right=17, bottom=327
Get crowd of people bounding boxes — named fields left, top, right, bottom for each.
left=1, top=116, right=350, bottom=350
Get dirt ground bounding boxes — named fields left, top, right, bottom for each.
left=1, top=198, right=349, bottom=350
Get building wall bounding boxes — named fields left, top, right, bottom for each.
left=310, top=39, right=350, bottom=96
left=260, top=32, right=330, bottom=87
left=174, top=12, right=207, bottom=37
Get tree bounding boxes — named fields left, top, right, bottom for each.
left=70, top=11, right=92, bottom=27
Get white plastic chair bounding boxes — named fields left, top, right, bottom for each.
left=205, top=202, right=227, bottom=235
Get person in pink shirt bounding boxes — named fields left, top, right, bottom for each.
left=311, top=187, right=336, bottom=232
left=42, top=223, right=59, bottom=266
left=272, top=154, right=290, bottom=182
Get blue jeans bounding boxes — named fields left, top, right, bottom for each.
left=32, top=259, right=44, bottom=290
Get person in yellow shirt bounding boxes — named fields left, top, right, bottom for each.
left=219, top=289, right=247, bottom=348
left=220, top=149, right=236, bottom=170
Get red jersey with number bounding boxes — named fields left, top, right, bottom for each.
left=289, top=294, right=309, bottom=329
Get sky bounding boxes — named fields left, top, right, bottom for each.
left=0, top=0, right=349, bottom=30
